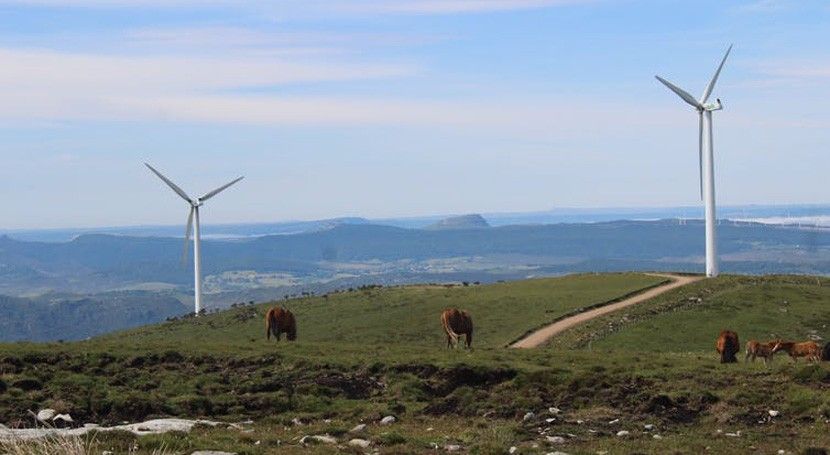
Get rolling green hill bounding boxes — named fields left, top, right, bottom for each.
left=2, top=273, right=830, bottom=454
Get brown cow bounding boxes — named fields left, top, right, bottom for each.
left=716, top=330, right=740, bottom=363
left=772, top=340, right=821, bottom=362
left=441, top=308, right=473, bottom=349
left=265, top=307, right=297, bottom=341
left=745, top=340, right=776, bottom=365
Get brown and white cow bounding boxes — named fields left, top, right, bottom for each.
left=265, top=307, right=297, bottom=341
left=441, top=308, right=473, bottom=349
left=716, top=330, right=740, bottom=363
left=772, top=340, right=821, bottom=362
left=745, top=340, right=776, bottom=365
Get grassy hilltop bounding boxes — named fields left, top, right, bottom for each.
left=2, top=273, right=830, bottom=454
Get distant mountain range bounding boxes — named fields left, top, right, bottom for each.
left=2, top=213, right=830, bottom=341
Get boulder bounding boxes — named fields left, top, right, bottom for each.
left=191, top=452, right=237, bottom=455
left=546, top=436, right=565, bottom=444
left=348, top=439, right=371, bottom=449
left=300, top=435, right=338, bottom=445
left=36, top=409, right=56, bottom=422
left=616, top=430, right=630, bottom=437
left=380, top=416, right=396, bottom=425
left=350, top=423, right=367, bottom=434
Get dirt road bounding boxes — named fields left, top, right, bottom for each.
left=510, top=274, right=703, bottom=349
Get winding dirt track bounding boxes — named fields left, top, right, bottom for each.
left=510, top=273, right=703, bottom=349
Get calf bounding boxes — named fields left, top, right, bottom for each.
left=745, top=340, right=775, bottom=365
left=772, top=340, right=821, bottom=363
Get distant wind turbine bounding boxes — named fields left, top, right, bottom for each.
left=655, top=45, right=732, bottom=278
left=144, top=163, right=244, bottom=315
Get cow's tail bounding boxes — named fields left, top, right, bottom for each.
left=442, top=312, right=460, bottom=346
left=265, top=311, right=273, bottom=340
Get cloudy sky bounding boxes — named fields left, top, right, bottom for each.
left=0, top=0, right=828, bottom=229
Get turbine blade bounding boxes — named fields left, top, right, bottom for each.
left=655, top=76, right=702, bottom=108
left=698, top=112, right=704, bottom=201
left=144, top=163, right=192, bottom=203
left=200, top=176, right=244, bottom=202
left=182, top=207, right=194, bottom=266
left=700, top=44, right=733, bottom=104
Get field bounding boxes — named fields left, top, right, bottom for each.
left=2, top=273, right=830, bottom=454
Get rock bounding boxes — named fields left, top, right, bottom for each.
left=380, top=416, right=396, bottom=425
left=768, top=410, right=780, bottom=417
left=445, top=444, right=462, bottom=452
left=53, top=414, right=73, bottom=424
left=426, top=427, right=434, bottom=431
left=36, top=409, right=56, bottom=422
left=548, top=407, right=562, bottom=415
left=653, top=434, right=663, bottom=440
left=523, top=412, right=535, bottom=421
left=350, top=423, right=367, bottom=433
left=102, top=452, right=114, bottom=455
left=509, top=447, right=518, bottom=454
left=546, top=436, right=565, bottom=444
left=349, top=439, right=371, bottom=449
left=191, top=452, right=237, bottom=455
left=83, top=423, right=99, bottom=429
left=546, top=452, right=570, bottom=455
left=576, top=420, right=584, bottom=425
left=608, top=418, right=620, bottom=425
left=545, top=418, right=556, bottom=423
left=777, top=451, right=784, bottom=455
left=644, top=424, right=655, bottom=431
left=616, top=430, right=630, bottom=437
left=291, top=418, right=304, bottom=426
left=300, top=435, right=338, bottom=445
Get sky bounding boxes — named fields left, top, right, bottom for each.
left=0, top=0, right=829, bottom=229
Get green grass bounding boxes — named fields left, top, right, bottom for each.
left=3, top=273, right=830, bottom=454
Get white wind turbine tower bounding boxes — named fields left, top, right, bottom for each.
left=145, top=163, right=244, bottom=315
left=655, top=45, right=732, bottom=278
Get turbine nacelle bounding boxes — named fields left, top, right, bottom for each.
left=703, top=99, right=723, bottom=112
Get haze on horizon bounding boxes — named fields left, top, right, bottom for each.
left=1, top=0, right=829, bottom=230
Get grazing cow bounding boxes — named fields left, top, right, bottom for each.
left=772, top=340, right=821, bottom=362
left=441, top=308, right=473, bottom=349
left=716, top=330, right=740, bottom=363
left=745, top=340, right=776, bottom=365
left=823, top=342, right=830, bottom=362
left=265, top=307, right=297, bottom=341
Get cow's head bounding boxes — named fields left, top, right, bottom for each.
left=771, top=340, right=784, bottom=353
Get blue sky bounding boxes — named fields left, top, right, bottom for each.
left=0, top=0, right=829, bottom=229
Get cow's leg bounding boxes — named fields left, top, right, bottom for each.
left=465, top=333, right=472, bottom=349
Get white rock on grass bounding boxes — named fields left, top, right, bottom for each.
left=445, top=444, right=462, bottom=452
left=300, top=435, right=338, bottom=445
left=548, top=407, right=562, bottom=415
left=616, top=430, right=630, bottom=437
left=350, top=423, right=367, bottom=433
left=546, top=452, right=570, bottom=455
left=546, top=436, right=565, bottom=444
left=191, top=452, right=237, bottom=455
left=348, top=439, right=371, bottom=449
left=509, top=447, right=518, bottom=454
left=36, top=409, right=56, bottom=422
left=652, top=434, right=663, bottom=440
left=608, top=418, right=620, bottom=425
left=644, top=424, right=655, bottom=431
left=768, top=410, right=780, bottom=417
left=380, top=416, right=397, bottom=425
left=53, top=414, right=73, bottom=424
left=523, top=412, right=535, bottom=421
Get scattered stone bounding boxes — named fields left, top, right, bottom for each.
left=523, top=412, right=535, bottom=421
left=546, top=436, right=565, bottom=444
left=725, top=432, right=740, bottom=437
left=548, top=407, right=562, bottom=415
left=300, top=435, right=338, bottom=445
left=191, top=452, right=237, bottom=455
left=350, top=424, right=367, bottom=434
left=616, top=430, right=630, bottom=437
left=349, top=439, right=371, bottom=449
left=36, top=409, right=56, bottom=422
left=768, top=410, right=780, bottom=418
left=608, top=418, right=620, bottom=425
left=291, top=418, right=304, bottom=426
left=509, top=447, right=518, bottom=454
left=546, top=452, right=570, bottom=455
left=53, top=414, right=73, bottom=424
left=102, top=452, right=114, bottom=455
left=576, top=420, right=584, bottom=425
left=644, top=424, right=655, bottom=431
left=83, top=423, right=100, bottom=429
left=777, top=451, right=785, bottom=455
left=427, top=427, right=434, bottom=432
left=546, top=418, right=556, bottom=423
left=445, top=444, right=462, bottom=452
left=380, top=416, right=396, bottom=425
left=653, top=434, right=663, bottom=440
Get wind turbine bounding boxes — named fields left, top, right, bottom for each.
left=655, top=45, right=732, bottom=278
left=144, top=163, right=244, bottom=315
